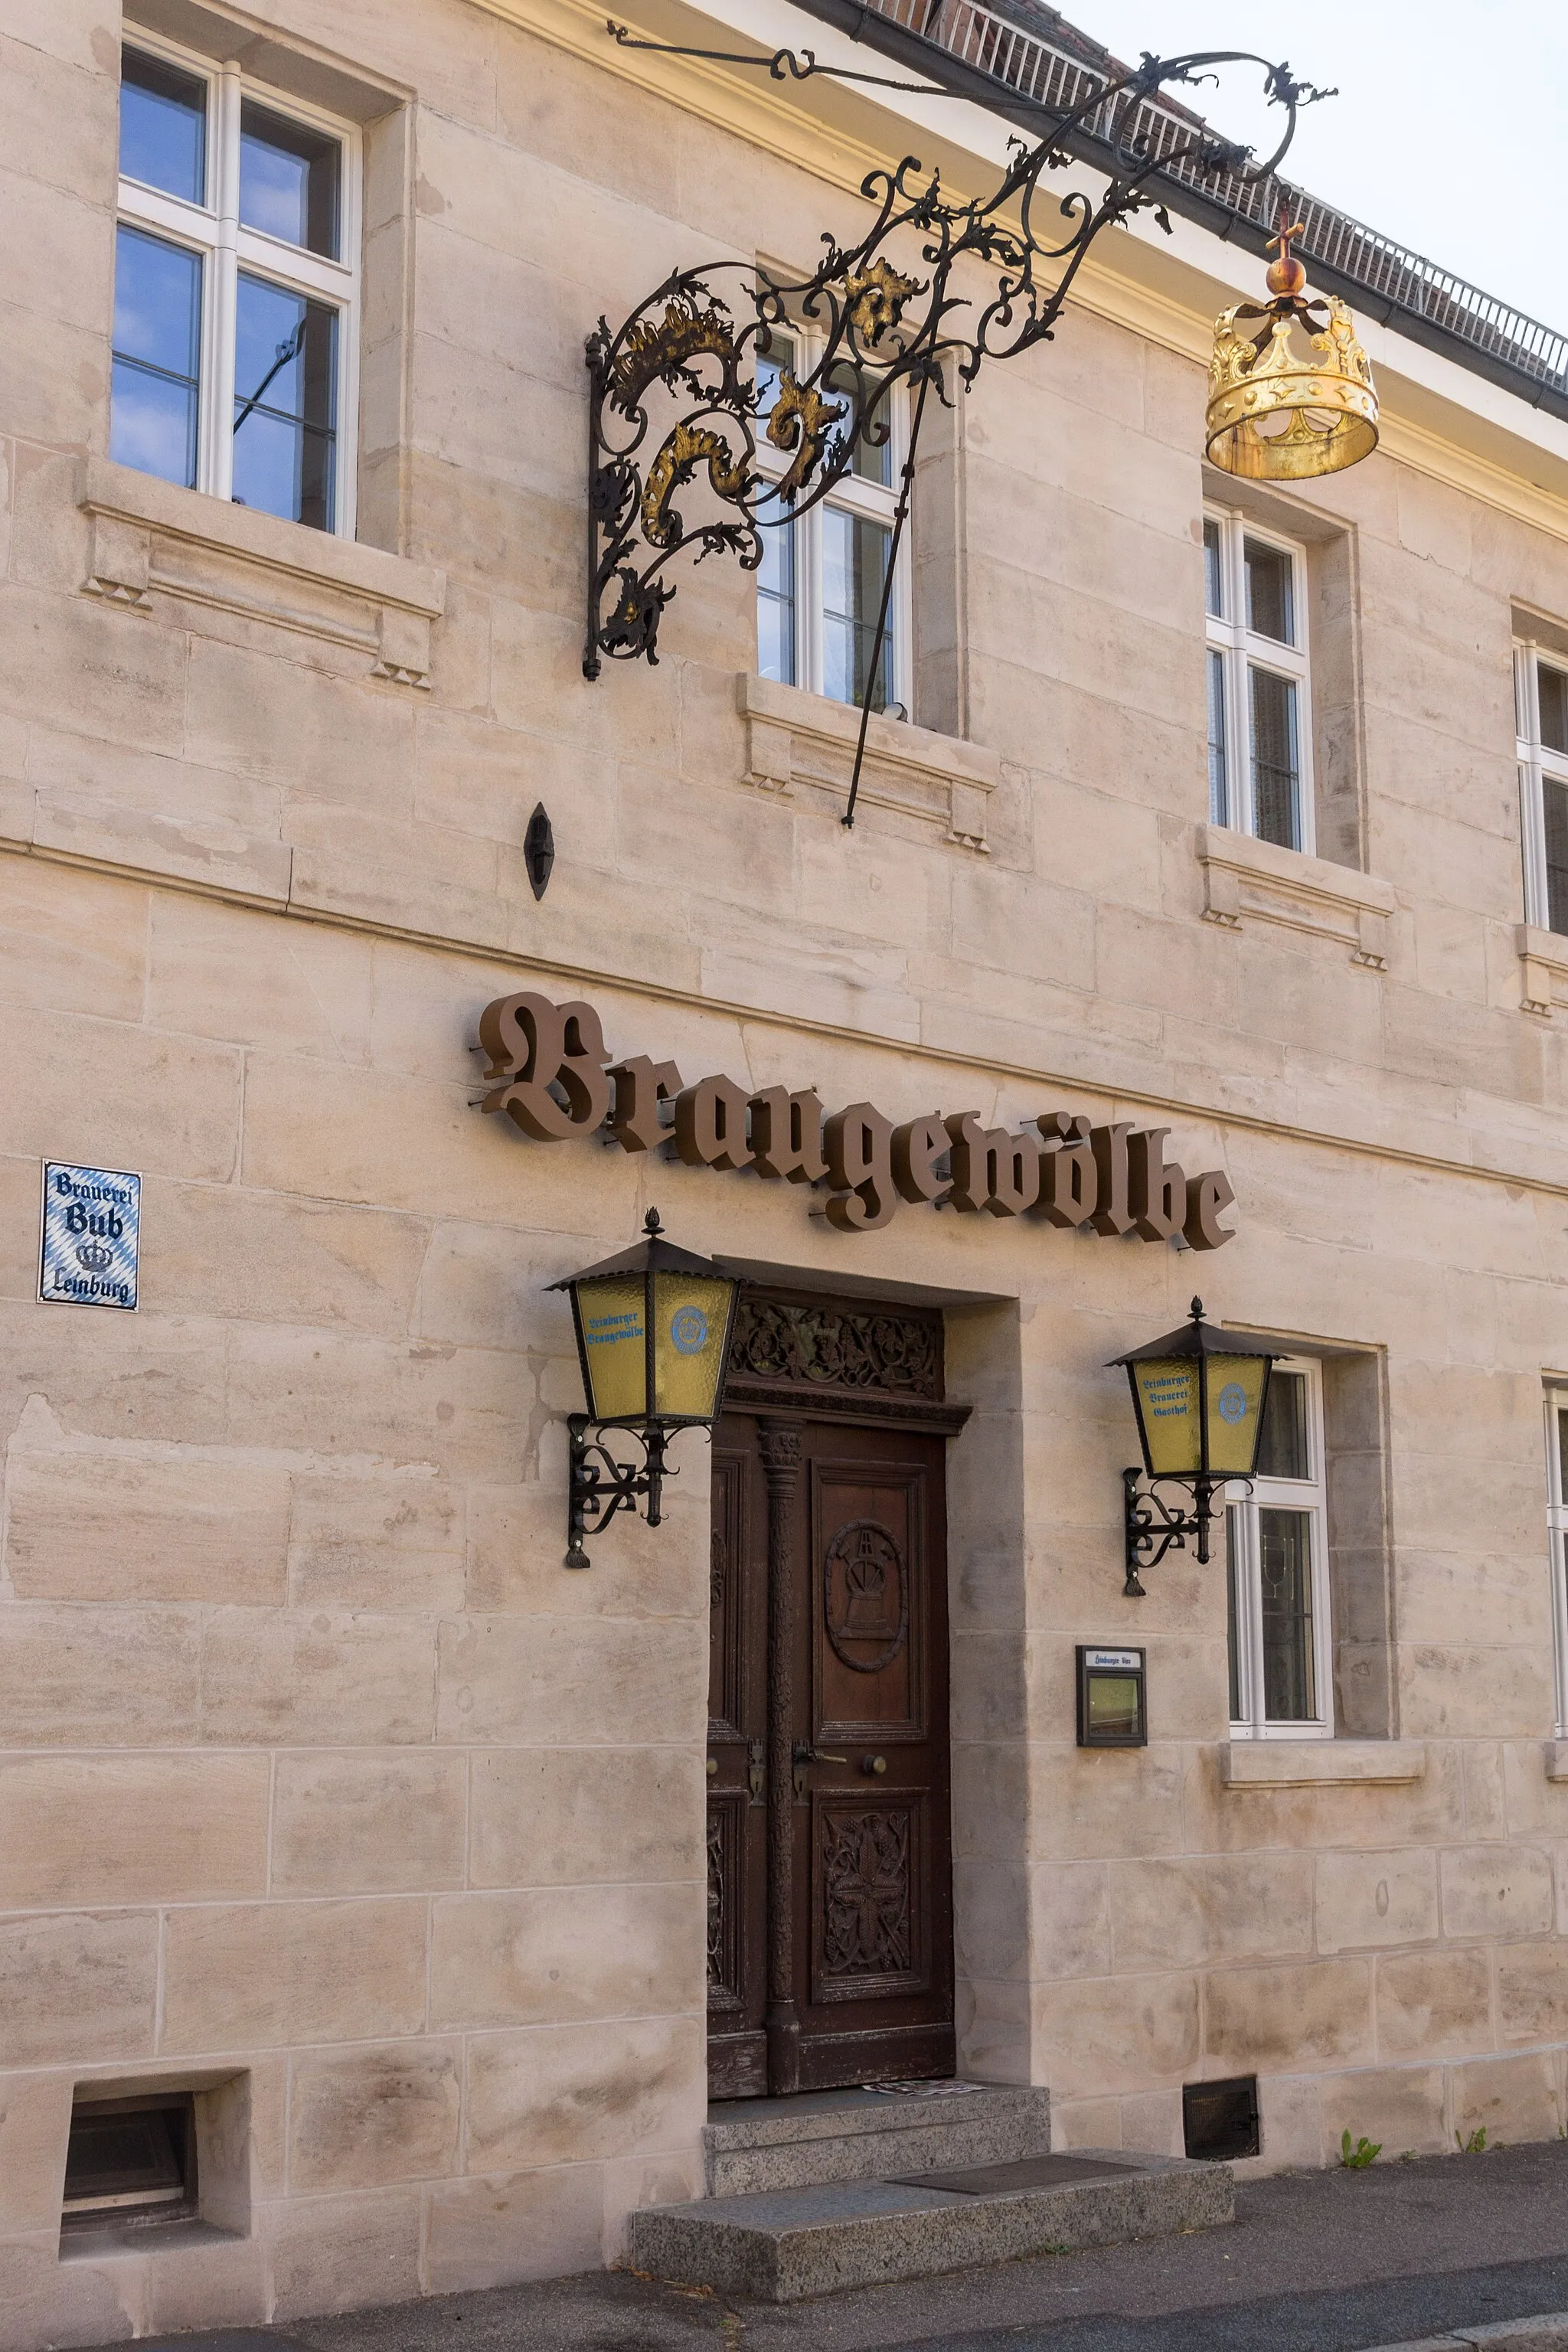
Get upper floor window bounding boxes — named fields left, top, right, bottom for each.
left=1227, top=1361, right=1332, bottom=1737
left=755, top=329, right=908, bottom=714
left=1517, top=645, right=1568, bottom=935
left=1204, top=509, right=1312, bottom=854
left=1545, top=1391, right=1568, bottom=1735
left=112, top=40, right=358, bottom=536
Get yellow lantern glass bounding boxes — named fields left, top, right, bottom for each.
left=1204, top=1353, right=1269, bottom=1479
left=650, top=1271, right=734, bottom=1421
left=1130, top=1359, right=1201, bottom=1477
left=574, top=1275, right=648, bottom=1421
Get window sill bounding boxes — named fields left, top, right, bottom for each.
left=1196, top=823, right=1395, bottom=969
left=737, top=674, right=1000, bottom=851
left=60, top=2216, right=245, bottom=2262
left=1517, top=924, right=1568, bottom=1016
left=77, top=457, right=446, bottom=688
left=1220, top=1740, right=1426, bottom=1788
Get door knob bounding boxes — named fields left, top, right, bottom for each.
left=706, top=1756, right=718, bottom=1777
left=862, top=1754, right=887, bottom=1775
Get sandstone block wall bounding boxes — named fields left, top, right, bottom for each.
left=2, top=0, right=1568, bottom=2339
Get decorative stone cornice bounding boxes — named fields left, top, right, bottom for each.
left=77, top=458, right=446, bottom=689
left=1197, top=823, right=1396, bottom=969
left=737, top=673, right=998, bottom=851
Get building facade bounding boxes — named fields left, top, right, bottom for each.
left=5, top=0, right=1568, bottom=2337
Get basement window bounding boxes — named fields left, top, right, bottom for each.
left=1183, top=2075, right=1259, bottom=2162
left=61, top=2095, right=198, bottom=2231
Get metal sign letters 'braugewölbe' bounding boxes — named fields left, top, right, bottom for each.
left=474, top=991, right=1236, bottom=1250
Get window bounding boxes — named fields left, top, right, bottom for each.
left=1517, top=645, right=1568, bottom=936
left=1204, top=510, right=1312, bottom=852
left=1227, top=1361, right=1332, bottom=1736
left=62, top=2096, right=197, bottom=2232
left=112, top=38, right=358, bottom=535
left=755, top=328, right=908, bottom=714
left=1546, top=1392, right=1568, bottom=1734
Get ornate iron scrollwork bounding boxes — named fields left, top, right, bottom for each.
left=584, top=24, right=1328, bottom=819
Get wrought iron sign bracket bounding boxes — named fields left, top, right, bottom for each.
left=565, top=1413, right=674, bottom=1570
left=1122, top=1466, right=1251, bottom=1596
left=582, top=23, right=1330, bottom=826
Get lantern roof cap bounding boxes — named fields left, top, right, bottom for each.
left=1108, top=1297, right=1279, bottom=1368
left=548, top=1207, right=724, bottom=1289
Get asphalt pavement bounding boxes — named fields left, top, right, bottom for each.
left=130, top=2136, right=1568, bottom=2352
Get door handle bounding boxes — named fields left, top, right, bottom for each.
left=792, top=1741, right=849, bottom=1798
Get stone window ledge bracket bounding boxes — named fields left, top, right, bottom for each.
left=77, top=457, right=446, bottom=690
left=1197, top=823, right=1396, bottom=969
left=737, top=673, right=1000, bottom=851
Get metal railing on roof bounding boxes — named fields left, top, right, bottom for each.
left=848, top=0, right=1568, bottom=406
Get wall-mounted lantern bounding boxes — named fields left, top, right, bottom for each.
left=1110, top=1298, right=1279, bottom=1596
left=549, top=1208, right=740, bottom=1568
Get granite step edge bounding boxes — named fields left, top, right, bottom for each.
left=703, top=2084, right=1050, bottom=2152
left=707, top=2106, right=1057, bottom=2194
left=630, top=2152, right=1233, bottom=2303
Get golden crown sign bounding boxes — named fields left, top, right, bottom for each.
left=1206, top=212, right=1379, bottom=480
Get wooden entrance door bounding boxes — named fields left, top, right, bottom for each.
left=706, top=1401, right=954, bottom=2098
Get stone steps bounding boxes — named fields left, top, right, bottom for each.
left=629, top=2147, right=1234, bottom=2302
left=702, top=2082, right=1054, bottom=2196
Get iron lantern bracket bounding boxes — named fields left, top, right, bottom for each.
left=1122, top=1466, right=1252, bottom=1597
left=566, top=1413, right=676, bottom=1570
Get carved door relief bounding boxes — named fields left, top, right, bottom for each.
left=707, top=1292, right=959, bottom=2099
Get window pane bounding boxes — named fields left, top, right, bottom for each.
left=756, top=331, right=795, bottom=424
left=240, top=101, right=340, bottom=257
left=1226, top=1508, right=1243, bottom=1722
left=1245, top=536, right=1294, bottom=644
left=1546, top=776, right=1568, bottom=939
left=1256, top=1370, right=1309, bottom=1480
left=822, top=506, right=893, bottom=711
left=1540, top=662, right=1568, bottom=758
left=1557, top=1406, right=1568, bottom=1507
left=1207, top=648, right=1229, bottom=826
left=1258, top=1508, right=1316, bottom=1721
left=233, top=275, right=337, bottom=529
left=1250, top=667, right=1301, bottom=849
left=826, top=361, right=893, bottom=486
left=757, top=520, right=795, bottom=684
left=1203, top=518, right=1223, bottom=619
left=110, top=225, right=201, bottom=488
left=119, top=48, right=206, bottom=204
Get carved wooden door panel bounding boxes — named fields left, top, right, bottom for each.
left=707, top=1406, right=952, bottom=2098
left=705, top=1419, right=769, bottom=2097
left=789, top=1422, right=952, bottom=2089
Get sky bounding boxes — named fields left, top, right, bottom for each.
left=1063, top=1, right=1566, bottom=332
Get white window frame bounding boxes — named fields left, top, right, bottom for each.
left=1545, top=1390, right=1568, bottom=1736
left=753, top=316, right=911, bottom=714
left=116, top=28, right=361, bottom=538
left=1517, top=643, right=1568, bottom=933
left=1227, top=1356, right=1334, bottom=1739
left=1204, top=506, right=1314, bottom=854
